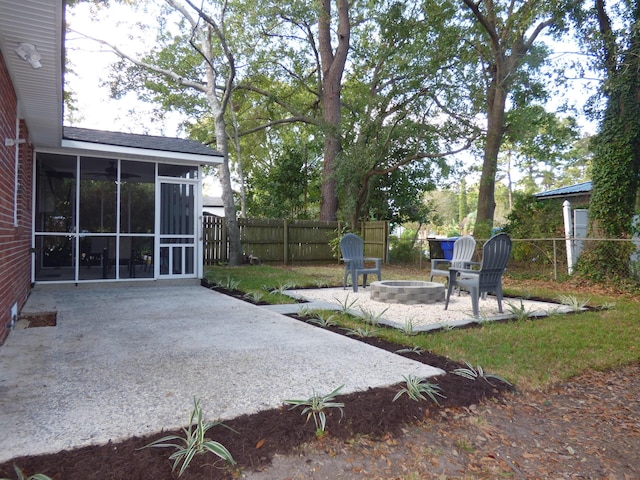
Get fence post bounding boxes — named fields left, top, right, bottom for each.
left=221, top=218, right=228, bottom=264
left=337, top=220, right=342, bottom=264
left=283, top=219, right=288, bottom=265
left=553, top=239, right=557, bottom=281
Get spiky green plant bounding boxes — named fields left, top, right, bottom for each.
left=308, top=312, right=338, bottom=328
left=556, top=294, right=590, bottom=313
left=216, top=275, right=240, bottom=291
left=395, top=345, right=424, bottom=355
left=342, top=325, right=377, bottom=337
left=401, top=317, right=418, bottom=336
left=544, top=306, right=563, bottom=316
left=141, top=398, right=236, bottom=477
left=450, top=361, right=512, bottom=386
left=0, top=466, right=52, bottom=480
left=333, top=292, right=359, bottom=313
left=284, top=385, right=345, bottom=436
left=243, top=290, right=266, bottom=303
left=393, top=375, right=445, bottom=405
left=505, top=300, right=534, bottom=321
left=271, top=282, right=296, bottom=295
left=358, top=306, right=388, bottom=325
left=296, top=306, right=313, bottom=318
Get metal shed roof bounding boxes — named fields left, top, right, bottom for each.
left=534, top=181, right=592, bottom=200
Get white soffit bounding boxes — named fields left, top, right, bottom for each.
left=0, top=0, right=64, bottom=148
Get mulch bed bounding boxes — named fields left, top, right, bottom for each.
left=0, top=285, right=512, bottom=480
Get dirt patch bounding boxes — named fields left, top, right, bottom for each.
left=18, top=311, right=57, bottom=328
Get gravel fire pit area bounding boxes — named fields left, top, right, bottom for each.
left=370, top=280, right=445, bottom=305
left=285, top=286, right=575, bottom=333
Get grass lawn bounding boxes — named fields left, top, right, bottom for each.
left=204, top=263, right=640, bottom=391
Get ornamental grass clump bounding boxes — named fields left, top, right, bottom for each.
left=358, top=306, right=388, bottom=325
left=505, top=299, right=535, bottom=321
left=556, top=294, right=590, bottom=313
left=451, top=361, right=512, bottom=386
left=243, top=290, right=266, bottom=303
left=141, top=398, right=236, bottom=477
left=393, top=375, right=445, bottom=405
left=333, top=292, right=358, bottom=313
left=215, top=275, right=240, bottom=291
left=284, top=385, right=345, bottom=437
left=307, top=311, right=337, bottom=328
left=342, top=325, right=377, bottom=337
left=0, top=466, right=52, bottom=480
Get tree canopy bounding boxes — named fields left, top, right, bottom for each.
left=68, top=0, right=590, bottom=238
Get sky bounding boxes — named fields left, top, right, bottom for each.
left=65, top=2, right=188, bottom=137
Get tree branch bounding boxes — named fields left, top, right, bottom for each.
left=239, top=116, right=320, bottom=136
left=595, top=0, right=617, bottom=75
left=462, top=0, right=500, bottom=52
left=183, top=0, right=236, bottom=113
left=69, top=29, right=206, bottom=92
left=235, top=83, right=321, bottom=126
left=366, top=132, right=481, bottom=178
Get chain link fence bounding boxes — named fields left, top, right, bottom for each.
left=388, top=237, right=640, bottom=282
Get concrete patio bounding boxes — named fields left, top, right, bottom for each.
left=0, top=281, right=442, bottom=463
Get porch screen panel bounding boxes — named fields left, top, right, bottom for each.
left=160, top=183, right=195, bottom=235
left=35, top=153, right=76, bottom=233
left=120, top=161, right=155, bottom=233
left=79, top=157, right=117, bottom=233
left=34, top=235, right=75, bottom=281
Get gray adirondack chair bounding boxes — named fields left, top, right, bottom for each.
left=429, top=235, right=476, bottom=283
left=340, top=233, right=382, bottom=292
left=444, top=233, right=512, bottom=317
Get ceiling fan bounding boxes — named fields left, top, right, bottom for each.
left=101, top=161, right=140, bottom=180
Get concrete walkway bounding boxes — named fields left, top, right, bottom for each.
left=0, top=281, right=442, bottom=463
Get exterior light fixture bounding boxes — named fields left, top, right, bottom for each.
left=15, top=43, right=42, bottom=69
left=4, top=138, right=26, bottom=147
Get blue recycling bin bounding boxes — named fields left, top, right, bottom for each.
left=440, top=237, right=459, bottom=261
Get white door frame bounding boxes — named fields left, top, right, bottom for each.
left=156, top=176, right=200, bottom=279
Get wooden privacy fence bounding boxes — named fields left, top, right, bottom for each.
left=202, top=216, right=389, bottom=265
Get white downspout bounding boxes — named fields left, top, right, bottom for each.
left=563, top=200, right=574, bottom=275
left=13, top=113, right=20, bottom=227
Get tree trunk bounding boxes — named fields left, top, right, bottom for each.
left=202, top=32, right=243, bottom=265
left=476, top=79, right=507, bottom=238
left=214, top=110, right=243, bottom=266
left=230, top=105, right=247, bottom=218
left=320, top=133, right=340, bottom=221
left=318, top=0, right=350, bottom=221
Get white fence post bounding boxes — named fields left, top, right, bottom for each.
left=563, top=200, right=574, bottom=275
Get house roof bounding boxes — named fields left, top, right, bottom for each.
left=534, top=181, right=592, bottom=200
left=0, top=0, right=64, bottom=147
left=63, top=126, right=221, bottom=157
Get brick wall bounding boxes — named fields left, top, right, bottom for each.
left=0, top=51, right=34, bottom=344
